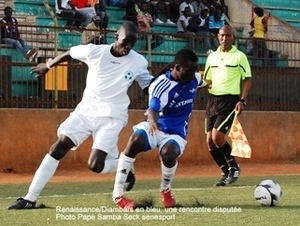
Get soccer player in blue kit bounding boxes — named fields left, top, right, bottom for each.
left=112, top=48, right=204, bottom=209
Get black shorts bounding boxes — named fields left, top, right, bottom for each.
left=205, top=95, right=239, bottom=134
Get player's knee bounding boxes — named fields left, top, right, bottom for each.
left=160, top=149, right=177, bottom=167
left=49, top=142, right=68, bottom=160
left=88, top=159, right=105, bottom=173
left=124, top=133, right=145, bottom=157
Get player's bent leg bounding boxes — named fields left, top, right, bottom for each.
left=8, top=136, right=74, bottom=210
left=123, top=132, right=148, bottom=191
left=113, top=133, right=147, bottom=208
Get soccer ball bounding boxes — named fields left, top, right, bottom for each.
left=254, top=179, right=282, bottom=206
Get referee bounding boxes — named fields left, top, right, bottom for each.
left=202, top=25, right=252, bottom=186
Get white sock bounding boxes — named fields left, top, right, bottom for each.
left=113, top=153, right=135, bottom=201
left=24, top=154, right=59, bottom=202
left=160, top=161, right=178, bottom=191
left=100, top=158, right=119, bottom=174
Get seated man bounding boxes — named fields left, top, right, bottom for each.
left=137, top=1, right=165, bottom=50
left=71, top=0, right=97, bottom=27
left=0, top=6, right=37, bottom=61
left=55, top=0, right=82, bottom=28
left=81, top=15, right=107, bottom=44
left=88, top=0, right=109, bottom=29
left=122, top=0, right=139, bottom=24
left=187, top=7, right=218, bottom=54
left=177, top=6, right=195, bottom=49
left=208, top=8, right=225, bottom=36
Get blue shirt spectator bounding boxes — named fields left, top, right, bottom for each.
left=208, top=8, right=225, bottom=35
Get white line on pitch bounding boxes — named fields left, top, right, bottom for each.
left=1, top=186, right=254, bottom=200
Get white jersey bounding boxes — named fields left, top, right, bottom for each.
left=70, top=44, right=153, bottom=123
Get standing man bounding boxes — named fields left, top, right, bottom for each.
left=112, top=49, right=201, bottom=209
left=250, top=7, right=269, bottom=66
left=0, top=6, right=37, bottom=61
left=8, top=21, right=153, bottom=209
left=202, top=25, right=251, bottom=186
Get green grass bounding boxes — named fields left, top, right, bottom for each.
left=1, top=175, right=299, bottom=226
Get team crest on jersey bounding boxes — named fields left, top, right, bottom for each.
left=124, top=70, right=133, bottom=80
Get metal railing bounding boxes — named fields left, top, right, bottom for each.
left=0, top=23, right=299, bottom=111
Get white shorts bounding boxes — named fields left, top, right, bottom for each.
left=58, top=111, right=125, bottom=159
left=133, top=121, right=187, bottom=155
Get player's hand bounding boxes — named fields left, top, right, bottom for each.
left=30, top=63, right=49, bottom=77
left=148, top=121, right=160, bottom=135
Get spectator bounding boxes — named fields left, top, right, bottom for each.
left=71, top=0, right=97, bottom=27
left=208, top=0, right=229, bottom=18
left=148, top=1, right=164, bottom=24
left=250, top=7, right=269, bottom=66
left=150, top=0, right=176, bottom=24
left=81, top=15, right=107, bottom=44
left=246, top=30, right=281, bottom=67
left=179, top=0, right=196, bottom=17
left=187, top=7, right=218, bottom=54
left=55, top=0, right=82, bottom=28
left=177, top=6, right=195, bottom=49
left=0, top=6, right=37, bottom=61
left=137, top=1, right=165, bottom=50
left=169, top=0, right=181, bottom=23
left=122, top=0, right=139, bottom=24
left=190, top=0, right=201, bottom=16
left=200, top=0, right=215, bottom=15
left=88, top=0, right=109, bottom=29
left=208, top=8, right=225, bottom=36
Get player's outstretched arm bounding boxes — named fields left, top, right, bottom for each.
left=30, top=50, right=72, bottom=77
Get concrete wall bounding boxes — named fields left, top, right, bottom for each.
left=0, top=109, right=299, bottom=173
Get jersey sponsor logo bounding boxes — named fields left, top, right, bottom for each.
left=110, top=60, right=121, bottom=64
left=189, top=88, right=196, bottom=93
left=124, top=70, right=133, bottom=80
left=174, top=98, right=194, bottom=107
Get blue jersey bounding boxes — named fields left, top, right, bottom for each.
left=148, top=70, right=201, bottom=139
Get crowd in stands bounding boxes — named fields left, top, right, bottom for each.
left=0, top=1, right=284, bottom=64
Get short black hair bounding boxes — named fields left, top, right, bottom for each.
left=174, top=49, right=198, bottom=65
left=121, top=21, right=138, bottom=33
left=4, top=6, right=12, bottom=13
left=254, top=7, right=264, bottom=17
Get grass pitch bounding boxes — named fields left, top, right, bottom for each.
left=0, top=175, right=299, bottom=226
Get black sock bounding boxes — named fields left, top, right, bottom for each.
left=209, top=148, right=229, bottom=175
left=218, top=141, right=238, bottom=168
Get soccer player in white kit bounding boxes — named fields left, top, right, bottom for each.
left=8, top=21, right=153, bottom=209
left=112, top=49, right=202, bottom=209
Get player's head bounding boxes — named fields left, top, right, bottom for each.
left=172, top=49, right=199, bottom=83
left=218, top=25, right=235, bottom=52
left=113, top=21, right=138, bottom=56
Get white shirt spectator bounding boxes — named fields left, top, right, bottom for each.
left=177, top=15, right=191, bottom=32
left=179, top=1, right=195, bottom=16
